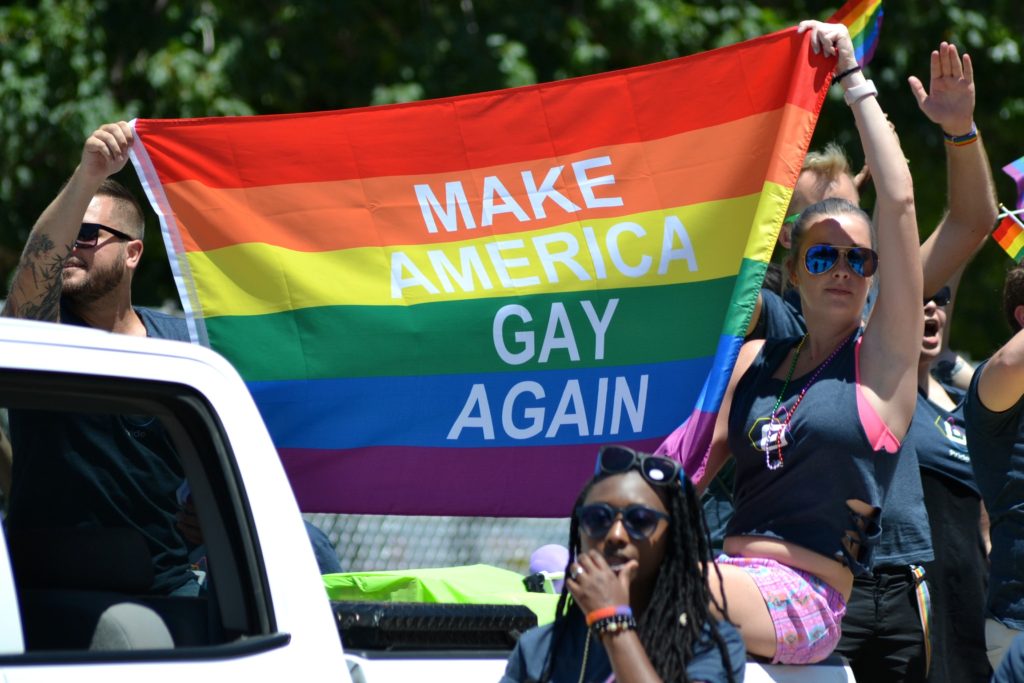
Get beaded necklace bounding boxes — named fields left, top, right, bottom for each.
left=764, top=332, right=855, bottom=470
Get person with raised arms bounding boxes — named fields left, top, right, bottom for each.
left=689, top=20, right=922, bottom=664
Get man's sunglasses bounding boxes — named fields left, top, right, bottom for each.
left=577, top=502, right=669, bottom=541
left=803, top=244, right=879, bottom=278
left=925, top=286, right=951, bottom=307
left=75, top=222, right=135, bottom=249
left=594, top=445, right=683, bottom=489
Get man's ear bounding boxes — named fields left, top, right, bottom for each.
left=1015, top=304, right=1024, bottom=331
left=125, top=239, right=144, bottom=270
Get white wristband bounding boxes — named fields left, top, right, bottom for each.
left=844, top=79, right=878, bottom=106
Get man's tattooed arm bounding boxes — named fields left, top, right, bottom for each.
left=1, top=232, right=70, bottom=322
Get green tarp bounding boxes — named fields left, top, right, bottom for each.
left=323, top=564, right=561, bottom=625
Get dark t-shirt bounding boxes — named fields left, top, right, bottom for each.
left=752, top=288, right=805, bottom=342
left=6, top=302, right=193, bottom=594
left=500, top=608, right=745, bottom=682
left=911, top=390, right=978, bottom=495
left=965, top=360, right=1024, bottom=629
left=873, top=394, right=936, bottom=566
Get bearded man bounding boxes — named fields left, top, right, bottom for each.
left=2, top=122, right=196, bottom=596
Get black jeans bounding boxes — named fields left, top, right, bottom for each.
left=920, top=471, right=991, bottom=683
left=835, top=565, right=927, bottom=682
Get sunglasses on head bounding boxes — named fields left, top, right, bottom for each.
left=925, top=286, right=951, bottom=307
left=594, top=445, right=683, bottom=489
left=75, top=222, right=135, bottom=249
left=577, top=502, right=669, bottom=541
left=803, top=244, right=879, bottom=278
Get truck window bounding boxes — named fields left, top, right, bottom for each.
left=0, top=370, right=277, bottom=659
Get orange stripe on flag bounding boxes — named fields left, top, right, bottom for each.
left=165, top=106, right=810, bottom=253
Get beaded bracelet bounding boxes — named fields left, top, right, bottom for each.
left=591, top=612, right=638, bottom=635
left=943, top=125, right=979, bottom=147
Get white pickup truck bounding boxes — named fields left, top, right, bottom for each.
left=0, top=317, right=854, bottom=681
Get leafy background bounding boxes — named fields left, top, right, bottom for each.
left=2, top=0, right=1022, bottom=359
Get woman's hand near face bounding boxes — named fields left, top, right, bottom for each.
left=567, top=549, right=637, bottom=614
left=569, top=550, right=664, bottom=683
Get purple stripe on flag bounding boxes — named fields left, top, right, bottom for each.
left=654, top=408, right=718, bottom=480
left=281, top=439, right=665, bottom=517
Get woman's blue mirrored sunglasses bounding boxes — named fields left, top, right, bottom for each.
left=804, top=244, right=879, bottom=278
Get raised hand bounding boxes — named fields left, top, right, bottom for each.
left=908, top=42, right=975, bottom=137
left=80, top=121, right=134, bottom=181
left=797, top=20, right=858, bottom=75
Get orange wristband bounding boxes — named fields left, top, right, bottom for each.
left=586, top=605, right=629, bottom=626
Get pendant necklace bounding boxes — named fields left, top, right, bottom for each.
left=764, top=332, right=854, bottom=470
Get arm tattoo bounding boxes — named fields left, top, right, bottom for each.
left=1, top=233, right=71, bottom=322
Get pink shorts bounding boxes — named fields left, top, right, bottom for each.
left=716, top=554, right=847, bottom=664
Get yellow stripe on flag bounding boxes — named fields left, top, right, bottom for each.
left=187, top=193, right=766, bottom=317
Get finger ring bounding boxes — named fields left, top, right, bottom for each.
left=571, top=565, right=585, bottom=580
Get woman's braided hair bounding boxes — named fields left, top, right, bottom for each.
left=538, top=457, right=736, bottom=682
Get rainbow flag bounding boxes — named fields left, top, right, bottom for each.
left=830, top=0, right=884, bottom=66
left=130, top=29, right=830, bottom=516
left=993, top=211, right=1024, bottom=264
left=993, top=156, right=1024, bottom=263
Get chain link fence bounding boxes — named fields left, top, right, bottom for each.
left=304, top=513, right=569, bottom=575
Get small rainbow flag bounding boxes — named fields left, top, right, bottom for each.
left=830, top=0, right=884, bottom=66
left=993, top=209, right=1024, bottom=264
left=130, top=29, right=831, bottom=516
left=994, top=156, right=1024, bottom=263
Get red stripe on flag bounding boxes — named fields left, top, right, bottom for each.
left=995, top=215, right=1024, bottom=251
left=135, top=28, right=831, bottom=189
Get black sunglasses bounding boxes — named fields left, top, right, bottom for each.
left=577, top=502, right=669, bottom=541
left=924, top=286, right=951, bottom=308
left=594, top=445, right=683, bottom=488
left=804, top=244, right=879, bottom=278
left=75, top=222, right=136, bottom=249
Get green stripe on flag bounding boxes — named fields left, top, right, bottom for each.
left=207, top=277, right=737, bottom=380
left=721, top=257, right=772, bottom=339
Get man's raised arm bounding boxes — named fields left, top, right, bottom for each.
left=3, top=121, right=134, bottom=321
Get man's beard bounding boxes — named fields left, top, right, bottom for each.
left=62, top=247, right=126, bottom=304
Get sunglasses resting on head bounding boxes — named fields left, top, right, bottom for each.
left=594, top=445, right=684, bottom=488
left=75, top=222, right=135, bottom=249
left=803, top=244, right=879, bottom=278
left=577, top=446, right=684, bottom=540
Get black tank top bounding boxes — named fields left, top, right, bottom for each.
left=726, top=334, right=900, bottom=574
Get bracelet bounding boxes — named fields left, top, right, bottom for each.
left=591, top=613, right=638, bottom=635
left=835, top=65, right=862, bottom=83
left=943, top=124, right=979, bottom=146
left=843, top=79, right=878, bottom=106
left=586, top=605, right=631, bottom=626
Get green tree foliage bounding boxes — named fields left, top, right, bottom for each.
left=1, top=0, right=1021, bottom=356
